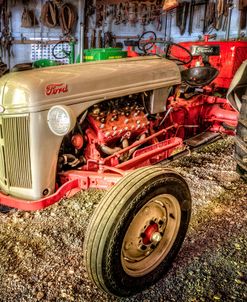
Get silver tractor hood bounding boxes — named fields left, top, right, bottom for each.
left=0, top=57, right=181, bottom=115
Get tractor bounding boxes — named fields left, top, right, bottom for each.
left=0, top=35, right=246, bottom=297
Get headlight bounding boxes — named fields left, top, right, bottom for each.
left=47, top=105, right=76, bottom=136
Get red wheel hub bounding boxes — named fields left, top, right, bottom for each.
left=142, top=222, right=159, bottom=245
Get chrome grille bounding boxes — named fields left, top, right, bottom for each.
left=0, top=115, right=32, bottom=188
left=0, top=119, right=7, bottom=187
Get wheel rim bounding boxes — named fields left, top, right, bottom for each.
left=121, top=194, right=181, bottom=277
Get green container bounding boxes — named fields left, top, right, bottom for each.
left=33, top=59, right=60, bottom=68
left=77, top=48, right=127, bottom=63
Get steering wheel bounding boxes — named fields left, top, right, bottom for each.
left=138, top=31, right=157, bottom=53
left=52, top=40, right=71, bottom=60
left=163, top=41, right=193, bottom=65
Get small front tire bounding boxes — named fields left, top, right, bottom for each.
left=84, top=167, right=191, bottom=297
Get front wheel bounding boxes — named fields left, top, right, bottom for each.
left=84, top=167, right=191, bottom=297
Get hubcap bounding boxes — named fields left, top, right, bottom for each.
left=121, top=194, right=181, bottom=277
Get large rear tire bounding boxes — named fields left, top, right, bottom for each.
left=84, top=167, right=191, bottom=297
left=235, top=95, right=247, bottom=180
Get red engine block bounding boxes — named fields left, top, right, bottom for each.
left=87, top=107, right=149, bottom=145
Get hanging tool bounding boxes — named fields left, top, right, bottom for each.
left=176, top=1, right=189, bottom=35
left=1, top=0, right=13, bottom=68
left=222, top=1, right=231, bottom=31
left=225, top=3, right=235, bottom=40
left=21, top=0, right=38, bottom=28
left=59, top=3, right=77, bottom=35
left=163, top=11, right=168, bottom=41
left=215, top=0, right=224, bottom=30
left=188, top=0, right=195, bottom=35
left=167, top=10, right=173, bottom=41
left=204, top=0, right=216, bottom=33
left=202, top=0, right=208, bottom=33
left=239, top=0, right=247, bottom=31
left=40, top=1, right=59, bottom=28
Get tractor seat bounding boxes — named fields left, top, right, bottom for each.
left=181, top=66, right=219, bottom=87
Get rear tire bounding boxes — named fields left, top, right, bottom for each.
left=84, top=167, right=191, bottom=297
left=235, top=95, right=247, bottom=180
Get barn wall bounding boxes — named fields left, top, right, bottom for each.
left=107, top=1, right=241, bottom=42
left=3, top=0, right=242, bottom=68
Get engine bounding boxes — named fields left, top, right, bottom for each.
left=87, top=95, right=149, bottom=145
left=58, top=87, right=238, bottom=173
left=58, top=94, right=149, bottom=170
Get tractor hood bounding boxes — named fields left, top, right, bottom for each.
left=0, top=57, right=181, bottom=114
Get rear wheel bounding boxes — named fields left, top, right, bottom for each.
left=84, top=167, right=191, bottom=297
left=235, top=95, right=247, bottom=180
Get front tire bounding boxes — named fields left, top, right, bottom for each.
left=84, top=167, right=191, bottom=297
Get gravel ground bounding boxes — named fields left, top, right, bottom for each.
left=0, top=138, right=246, bottom=302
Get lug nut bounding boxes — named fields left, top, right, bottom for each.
left=144, top=206, right=150, bottom=214
left=125, top=242, right=132, bottom=250
left=145, top=250, right=151, bottom=256
left=151, top=232, right=162, bottom=244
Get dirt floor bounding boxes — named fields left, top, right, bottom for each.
left=0, top=138, right=246, bottom=302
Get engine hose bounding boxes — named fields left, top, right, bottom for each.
left=100, top=145, right=122, bottom=156
left=120, top=139, right=129, bottom=161
left=60, top=154, right=84, bottom=168
left=122, top=139, right=129, bottom=149
left=129, top=133, right=147, bottom=156
left=40, top=1, right=59, bottom=28
left=59, top=3, right=77, bottom=35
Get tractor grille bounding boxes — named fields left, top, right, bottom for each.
left=0, top=115, right=32, bottom=189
